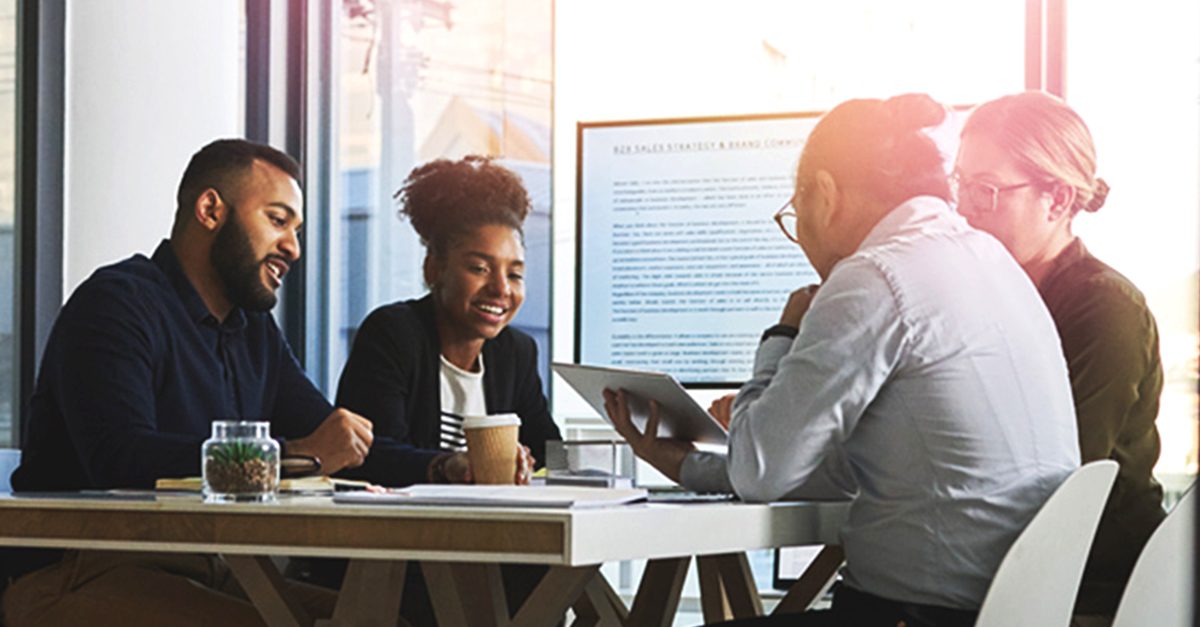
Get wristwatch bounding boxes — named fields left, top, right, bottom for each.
left=428, top=453, right=453, bottom=483
left=760, top=324, right=799, bottom=343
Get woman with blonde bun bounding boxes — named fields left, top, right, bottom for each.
left=955, top=91, right=1165, bottom=627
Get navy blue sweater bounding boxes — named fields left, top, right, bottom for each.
left=14, top=241, right=334, bottom=492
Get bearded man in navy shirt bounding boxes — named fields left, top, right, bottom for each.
left=1, top=139, right=375, bottom=627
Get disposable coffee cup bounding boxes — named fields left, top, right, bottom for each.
left=462, top=413, right=522, bottom=485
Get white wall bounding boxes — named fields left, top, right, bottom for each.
left=63, top=0, right=242, bottom=294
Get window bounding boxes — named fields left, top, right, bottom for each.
left=310, top=0, right=553, bottom=396
left=4, top=2, right=244, bottom=450
left=1065, top=0, right=1200, bottom=483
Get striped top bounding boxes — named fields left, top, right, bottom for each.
left=438, top=354, right=487, bottom=451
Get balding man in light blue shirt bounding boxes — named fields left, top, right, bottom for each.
left=605, top=95, right=1079, bottom=627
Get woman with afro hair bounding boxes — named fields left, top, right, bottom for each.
left=336, top=155, right=561, bottom=485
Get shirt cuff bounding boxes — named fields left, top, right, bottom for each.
left=753, top=336, right=793, bottom=377
left=679, top=450, right=735, bottom=494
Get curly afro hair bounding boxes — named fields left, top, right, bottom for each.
left=395, top=155, right=531, bottom=257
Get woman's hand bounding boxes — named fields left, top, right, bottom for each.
left=435, top=447, right=532, bottom=485
left=515, top=445, right=534, bottom=485
left=603, top=388, right=695, bottom=483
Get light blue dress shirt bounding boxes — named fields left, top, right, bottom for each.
left=681, top=196, right=1080, bottom=610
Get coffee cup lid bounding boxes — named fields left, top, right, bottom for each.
left=462, top=413, right=522, bottom=430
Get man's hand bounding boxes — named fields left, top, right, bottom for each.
left=284, top=409, right=374, bottom=475
left=780, top=283, right=820, bottom=327
left=603, top=388, right=694, bottom=483
left=707, top=394, right=736, bottom=430
left=441, top=452, right=472, bottom=483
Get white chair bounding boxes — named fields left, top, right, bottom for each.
left=975, top=460, right=1119, bottom=627
left=1110, top=483, right=1195, bottom=627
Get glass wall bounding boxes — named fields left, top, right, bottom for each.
left=318, top=0, right=553, bottom=395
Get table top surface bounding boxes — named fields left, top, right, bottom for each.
left=0, top=492, right=850, bottom=566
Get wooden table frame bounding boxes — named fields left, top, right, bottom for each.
left=0, top=494, right=849, bottom=626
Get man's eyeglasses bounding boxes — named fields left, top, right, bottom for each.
left=774, top=198, right=800, bottom=244
left=949, top=173, right=1039, bottom=213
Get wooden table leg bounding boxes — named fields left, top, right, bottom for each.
left=571, top=571, right=629, bottom=627
left=315, top=558, right=407, bottom=627
left=222, top=554, right=314, bottom=627
left=423, top=562, right=471, bottom=627
left=509, top=565, right=599, bottom=627
left=696, top=555, right=732, bottom=623
left=452, top=563, right=510, bottom=627
left=771, top=545, right=844, bottom=615
left=708, top=553, right=763, bottom=619
left=625, top=557, right=690, bottom=627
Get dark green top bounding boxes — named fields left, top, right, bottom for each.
left=1038, top=238, right=1166, bottom=616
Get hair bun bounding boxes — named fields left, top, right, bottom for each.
left=883, top=93, right=947, bottom=132
left=1085, top=178, right=1110, bottom=213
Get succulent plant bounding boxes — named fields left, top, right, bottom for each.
left=206, top=440, right=271, bottom=465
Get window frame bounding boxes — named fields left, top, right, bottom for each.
left=13, top=0, right=65, bottom=447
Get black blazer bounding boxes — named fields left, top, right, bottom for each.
left=336, top=295, right=561, bottom=485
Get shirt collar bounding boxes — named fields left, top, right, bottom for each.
left=151, top=239, right=248, bottom=331
left=859, top=195, right=954, bottom=250
left=1037, top=237, right=1087, bottom=293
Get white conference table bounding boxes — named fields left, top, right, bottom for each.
left=0, top=492, right=850, bottom=627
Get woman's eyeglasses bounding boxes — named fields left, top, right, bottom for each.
left=949, top=173, right=1039, bottom=212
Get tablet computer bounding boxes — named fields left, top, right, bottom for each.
left=552, top=363, right=729, bottom=445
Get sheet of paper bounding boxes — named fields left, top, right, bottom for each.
left=333, top=484, right=649, bottom=509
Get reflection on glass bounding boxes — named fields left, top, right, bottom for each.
left=329, top=0, right=553, bottom=393
left=0, top=0, right=16, bottom=448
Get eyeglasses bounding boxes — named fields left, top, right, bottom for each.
left=950, top=173, right=1040, bottom=212
left=774, top=198, right=800, bottom=244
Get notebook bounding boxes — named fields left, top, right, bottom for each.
left=155, top=476, right=371, bottom=494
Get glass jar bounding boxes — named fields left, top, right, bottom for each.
left=202, top=421, right=279, bottom=503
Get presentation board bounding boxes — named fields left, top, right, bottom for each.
left=575, top=113, right=823, bottom=386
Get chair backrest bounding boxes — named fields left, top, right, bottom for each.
left=1110, top=483, right=1195, bottom=627
left=0, top=448, right=20, bottom=493
left=975, top=460, right=1119, bottom=627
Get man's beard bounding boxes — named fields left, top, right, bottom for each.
left=211, top=213, right=278, bottom=313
